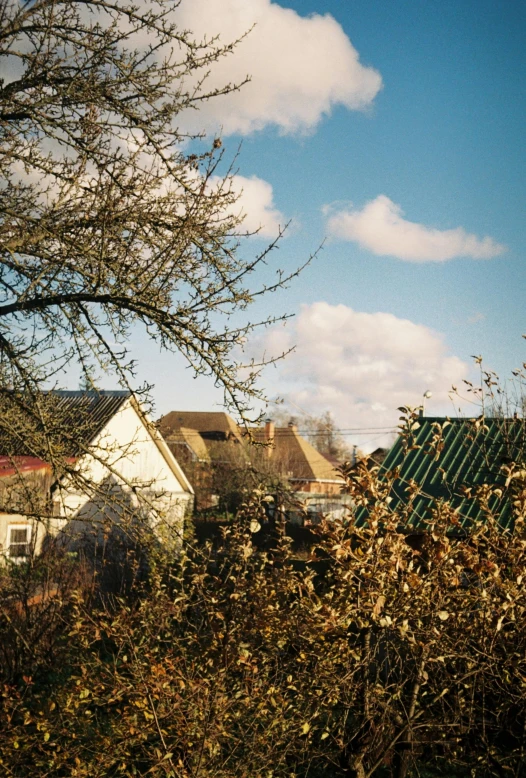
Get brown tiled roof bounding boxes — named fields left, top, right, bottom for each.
left=159, top=412, right=343, bottom=484
left=159, top=411, right=241, bottom=441
left=251, top=427, right=344, bottom=483
left=169, top=427, right=211, bottom=462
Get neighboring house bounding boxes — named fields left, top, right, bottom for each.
left=252, top=420, right=350, bottom=523
left=158, top=411, right=240, bottom=510
left=250, top=420, right=345, bottom=493
left=365, top=447, right=389, bottom=467
left=0, top=391, right=193, bottom=563
left=355, top=416, right=526, bottom=531
left=159, top=412, right=349, bottom=521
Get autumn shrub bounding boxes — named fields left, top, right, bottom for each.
left=1, top=406, right=526, bottom=777
left=0, top=543, right=94, bottom=685
left=0, top=471, right=525, bottom=778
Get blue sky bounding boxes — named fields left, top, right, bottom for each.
left=130, top=0, right=525, bottom=441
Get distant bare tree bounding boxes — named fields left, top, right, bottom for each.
left=272, top=407, right=355, bottom=461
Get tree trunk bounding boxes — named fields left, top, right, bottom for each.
left=392, top=743, right=411, bottom=778
left=348, top=756, right=366, bottom=778
left=393, top=645, right=429, bottom=778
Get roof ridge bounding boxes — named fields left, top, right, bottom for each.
left=54, top=389, right=130, bottom=397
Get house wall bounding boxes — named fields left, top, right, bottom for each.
left=0, top=466, right=55, bottom=562
left=291, top=480, right=343, bottom=495
left=0, top=514, right=49, bottom=562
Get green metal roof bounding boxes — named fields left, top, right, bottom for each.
left=355, top=416, right=526, bottom=531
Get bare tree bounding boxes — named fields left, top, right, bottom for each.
left=272, top=407, right=355, bottom=461
left=0, top=0, right=305, bottom=421
left=0, top=0, right=314, bottom=608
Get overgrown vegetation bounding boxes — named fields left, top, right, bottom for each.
left=1, top=406, right=526, bottom=777
left=1, top=2, right=525, bottom=775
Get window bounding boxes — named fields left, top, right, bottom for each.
left=7, top=525, right=31, bottom=560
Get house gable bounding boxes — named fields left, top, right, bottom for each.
left=56, top=395, right=193, bottom=520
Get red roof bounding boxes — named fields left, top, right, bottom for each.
left=0, top=456, right=75, bottom=478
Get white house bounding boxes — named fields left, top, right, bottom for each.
left=0, top=391, right=194, bottom=562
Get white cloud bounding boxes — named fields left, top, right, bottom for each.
left=326, top=195, right=506, bottom=262
left=176, top=0, right=382, bottom=136
left=226, top=175, right=287, bottom=237
left=252, top=302, right=469, bottom=448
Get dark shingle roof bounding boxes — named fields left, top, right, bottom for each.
left=0, top=390, right=130, bottom=458
left=356, top=416, right=526, bottom=531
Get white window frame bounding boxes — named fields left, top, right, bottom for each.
left=7, top=523, right=32, bottom=562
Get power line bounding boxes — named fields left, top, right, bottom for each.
left=272, top=427, right=396, bottom=435
left=166, top=426, right=397, bottom=437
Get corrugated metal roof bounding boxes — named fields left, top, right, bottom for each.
left=0, top=390, right=130, bottom=458
left=355, top=417, right=526, bottom=531
left=52, top=391, right=130, bottom=453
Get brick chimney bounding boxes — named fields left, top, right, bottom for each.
left=264, top=418, right=275, bottom=457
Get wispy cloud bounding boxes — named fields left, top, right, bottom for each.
left=177, top=0, right=382, bottom=136
left=326, top=195, right=506, bottom=262
left=467, top=312, right=486, bottom=325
